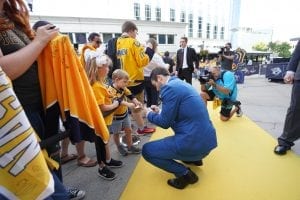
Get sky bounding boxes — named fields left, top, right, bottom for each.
left=240, top=0, right=300, bottom=41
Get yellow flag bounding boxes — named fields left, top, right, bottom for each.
left=0, top=68, right=54, bottom=200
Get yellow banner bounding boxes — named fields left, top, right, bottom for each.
left=0, top=68, right=54, bottom=200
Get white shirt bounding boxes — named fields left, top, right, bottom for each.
left=144, top=53, right=169, bottom=77
left=182, top=47, right=188, bottom=69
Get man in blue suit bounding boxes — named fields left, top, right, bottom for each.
left=142, top=67, right=217, bottom=189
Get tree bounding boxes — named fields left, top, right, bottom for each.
left=268, top=42, right=292, bottom=58
left=252, top=41, right=292, bottom=58
left=252, top=42, right=268, bottom=51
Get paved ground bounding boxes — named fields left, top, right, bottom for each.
left=62, top=75, right=300, bottom=200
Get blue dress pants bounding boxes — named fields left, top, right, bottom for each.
left=142, top=136, right=207, bottom=177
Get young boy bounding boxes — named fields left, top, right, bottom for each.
left=108, top=69, right=142, bottom=156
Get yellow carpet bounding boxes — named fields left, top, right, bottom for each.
left=120, top=105, right=300, bottom=200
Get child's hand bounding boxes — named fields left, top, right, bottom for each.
left=132, top=98, right=142, bottom=107
left=127, top=102, right=136, bottom=109
left=150, top=105, right=160, bottom=113
left=112, top=99, right=120, bottom=108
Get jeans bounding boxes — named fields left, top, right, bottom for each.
left=23, top=105, right=68, bottom=199
left=142, top=137, right=207, bottom=177
left=44, top=172, right=69, bottom=200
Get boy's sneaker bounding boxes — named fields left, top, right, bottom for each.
left=236, top=105, right=243, bottom=117
left=98, top=166, right=116, bottom=180
left=127, top=146, right=141, bottom=154
left=66, top=187, right=86, bottom=200
left=136, top=126, right=155, bottom=135
left=118, top=145, right=128, bottom=156
left=132, top=134, right=141, bottom=145
left=105, top=158, right=123, bottom=168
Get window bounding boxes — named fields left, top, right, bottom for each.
left=158, top=34, right=166, bottom=44
left=102, top=33, right=113, bottom=43
left=115, top=33, right=122, bottom=38
left=188, top=14, right=193, bottom=37
left=145, top=5, right=151, bottom=21
left=75, top=33, right=86, bottom=44
left=148, top=34, right=175, bottom=45
left=213, top=25, right=218, bottom=39
left=180, top=11, right=186, bottom=22
left=167, top=35, right=174, bottom=44
left=198, top=17, right=202, bottom=38
left=220, top=26, right=224, bottom=39
left=170, top=8, right=175, bottom=22
left=206, top=23, right=210, bottom=39
left=149, top=34, right=157, bottom=41
left=155, top=7, right=161, bottom=21
left=134, top=3, right=140, bottom=20
left=61, top=32, right=74, bottom=43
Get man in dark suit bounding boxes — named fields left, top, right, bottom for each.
left=176, top=37, right=199, bottom=84
left=274, top=40, right=300, bottom=155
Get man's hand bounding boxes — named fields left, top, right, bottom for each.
left=284, top=71, right=295, bottom=84
left=207, top=79, right=216, bottom=87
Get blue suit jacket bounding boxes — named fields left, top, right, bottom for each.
left=147, top=77, right=217, bottom=158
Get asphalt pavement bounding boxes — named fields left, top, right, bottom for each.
left=62, top=75, right=300, bottom=200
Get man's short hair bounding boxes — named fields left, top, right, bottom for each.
left=164, top=51, right=170, bottom=57
left=181, top=36, right=188, bottom=43
left=122, top=21, right=138, bottom=33
left=88, top=32, right=100, bottom=42
left=32, top=20, right=50, bottom=31
left=226, top=42, right=232, bottom=48
left=150, top=67, right=170, bottom=81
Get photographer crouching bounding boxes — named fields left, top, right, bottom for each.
left=218, top=42, right=234, bottom=71
left=200, top=66, right=243, bottom=121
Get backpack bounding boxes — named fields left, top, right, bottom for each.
left=106, top=37, right=120, bottom=78
left=218, top=71, right=236, bottom=97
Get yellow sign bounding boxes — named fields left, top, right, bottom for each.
left=0, top=68, right=54, bottom=200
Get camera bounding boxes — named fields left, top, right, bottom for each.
left=198, top=70, right=214, bottom=84
left=218, top=47, right=225, bottom=55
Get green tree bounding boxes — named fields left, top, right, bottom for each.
left=252, top=42, right=268, bottom=51
left=268, top=42, right=292, bottom=58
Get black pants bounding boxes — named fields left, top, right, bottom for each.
left=95, top=135, right=106, bottom=163
left=178, top=68, right=192, bottom=84
left=144, top=77, right=159, bottom=107
left=278, top=80, right=300, bottom=147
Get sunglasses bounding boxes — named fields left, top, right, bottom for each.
left=95, top=40, right=102, bottom=44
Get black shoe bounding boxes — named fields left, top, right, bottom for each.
left=167, top=169, right=198, bottom=189
left=98, top=166, right=116, bottom=180
left=66, top=187, right=86, bottom=200
left=274, top=145, right=290, bottom=155
left=182, top=160, right=203, bottom=166
left=105, top=158, right=123, bottom=168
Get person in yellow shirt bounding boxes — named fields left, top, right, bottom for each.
left=117, top=21, right=156, bottom=135
left=108, top=69, right=142, bottom=156
left=87, top=53, right=124, bottom=180
left=80, top=32, right=102, bottom=74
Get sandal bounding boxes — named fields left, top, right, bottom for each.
left=77, top=156, right=97, bottom=167
left=60, top=154, right=78, bottom=164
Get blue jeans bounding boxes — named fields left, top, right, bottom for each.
left=23, top=105, right=68, bottom=199
left=44, top=172, right=69, bottom=200
left=142, top=137, right=207, bottom=177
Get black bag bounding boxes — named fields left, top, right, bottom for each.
left=106, top=37, right=120, bottom=78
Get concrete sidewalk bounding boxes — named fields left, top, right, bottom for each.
left=62, top=75, right=300, bottom=200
